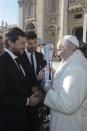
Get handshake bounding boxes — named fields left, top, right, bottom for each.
left=26, top=86, right=43, bottom=106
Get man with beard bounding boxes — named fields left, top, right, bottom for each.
left=0, top=27, right=31, bottom=131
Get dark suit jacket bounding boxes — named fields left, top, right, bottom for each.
left=0, top=52, right=28, bottom=130
left=19, top=51, right=47, bottom=90
left=19, top=50, right=47, bottom=131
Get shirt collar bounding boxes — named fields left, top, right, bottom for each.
left=25, top=49, right=35, bottom=56
left=25, top=49, right=31, bottom=56
left=4, top=48, right=17, bottom=60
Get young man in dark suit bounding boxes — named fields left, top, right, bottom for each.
left=0, top=27, right=31, bottom=131
left=19, top=31, right=47, bottom=131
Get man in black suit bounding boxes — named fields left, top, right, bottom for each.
left=20, top=31, right=47, bottom=131
left=0, top=27, right=32, bottom=131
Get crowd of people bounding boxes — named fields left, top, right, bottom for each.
left=0, top=27, right=87, bottom=131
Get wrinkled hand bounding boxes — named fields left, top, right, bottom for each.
left=32, top=86, right=43, bottom=99
left=28, top=94, right=40, bottom=106
left=35, top=90, right=43, bottom=98
left=51, top=67, right=56, bottom=78
left=36, top=69, right=45, bottom=80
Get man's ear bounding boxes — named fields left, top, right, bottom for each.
left=8, top=39, right=14, bottom=47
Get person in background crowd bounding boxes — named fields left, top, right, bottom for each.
left=36, top=38, right=45, bottom=53
left=19, top=31, right=46, bottom=131
left=0, top=27, right=29, bottom=131
left=44, top=35, right=87, bottom=131
left=79, top=42, right=87, bottom=57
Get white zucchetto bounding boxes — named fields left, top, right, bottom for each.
left=64, top=35, right=79, bottom=48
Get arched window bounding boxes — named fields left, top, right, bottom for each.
left=50, top=0, right=57, bottom=13
left=26, top=3, right=34, bottom=18
left=26, top=0, right=36, bottom=18
left=47, top=25, right=57, bottom=48
left=72, top=27, right=83, bottom=43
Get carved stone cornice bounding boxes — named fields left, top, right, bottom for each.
left=18, top=0, right=24, bottom=7
left=69, top=0, right=87, bottom=12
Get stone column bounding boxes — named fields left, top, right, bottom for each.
left=36, top=0, right=44, bottom=39
left=18, top=0, right=24, bottom=29
left=59, top=0, right=68, bottom=38
left=83, top=10, right=87, bottom=43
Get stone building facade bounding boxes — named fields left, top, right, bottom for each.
left=0, top=23, right=17, bottom=37
left=18, top=0, right=87, bottom=49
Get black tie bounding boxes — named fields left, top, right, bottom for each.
left=31, top=53, right=35, bottom=74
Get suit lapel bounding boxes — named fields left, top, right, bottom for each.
left=23, top=51, right=40, bottom=75
left=35, top=52, right=40, bottom=75
left=4, top=52, right=25, bottom=78
left=23, top=51, right=31, bottom=66
left=22, top=51, right=35, bottom=75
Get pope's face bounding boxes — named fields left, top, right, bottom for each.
left=57, top=40, right=69, bottom=62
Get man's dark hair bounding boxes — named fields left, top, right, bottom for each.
left=5, top=27, right=26, bottom=43
left=26, top=31, right=37, bottom=40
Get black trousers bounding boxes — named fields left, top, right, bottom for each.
left=0, top=108, right=25, bottom=131
left=25, top=106, right=40, bottom=131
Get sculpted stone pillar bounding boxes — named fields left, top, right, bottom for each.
left=59, top=0, right=68, bottom=38
left=83, top=10, right=87, bottom=43
left=36, top=0, right=44, bottom=39
left=18, top=0, right=24, bottom=29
